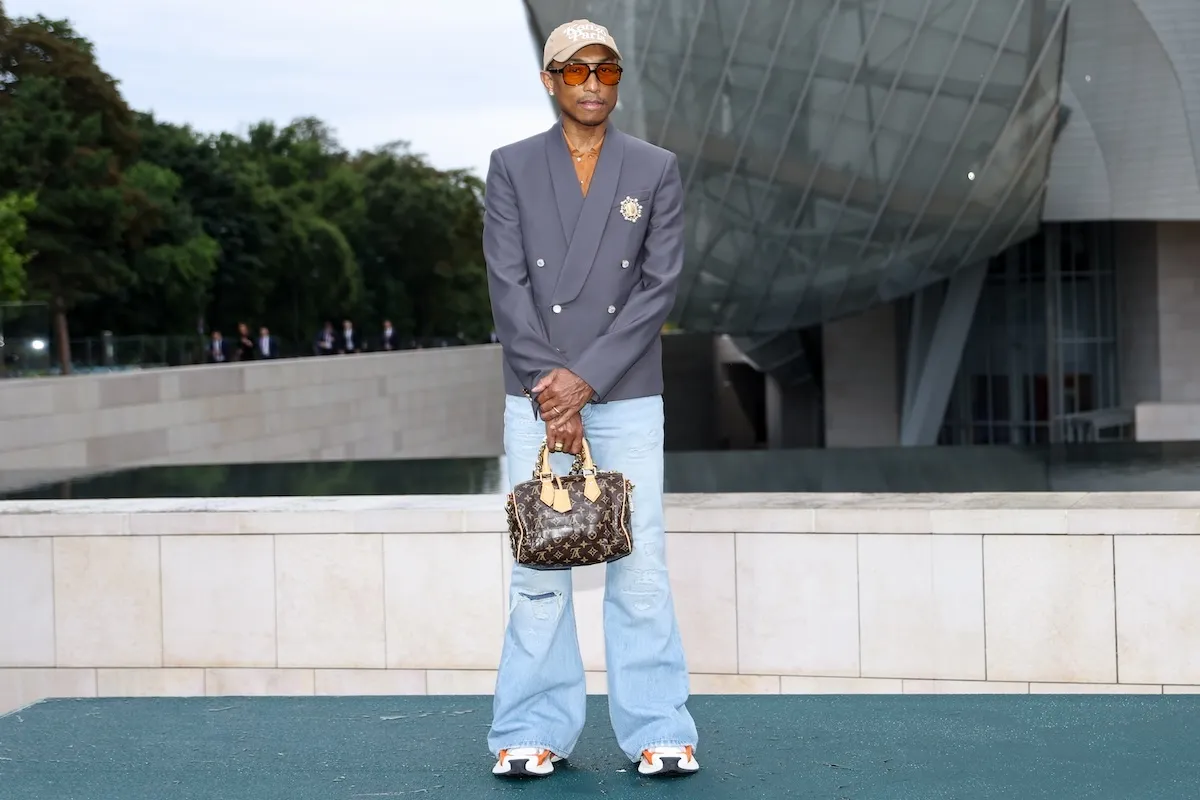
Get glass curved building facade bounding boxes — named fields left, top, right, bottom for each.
left=524, top=0, right=1071, bottom=336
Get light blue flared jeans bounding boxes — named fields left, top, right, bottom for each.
left=487, top=393, right=698, bottom=762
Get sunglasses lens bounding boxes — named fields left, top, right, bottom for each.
left=561, top=64, right=590, bottom=85
left=558, top=63, right=622, bottom=86
left=596, top=64, right=622, bottom=85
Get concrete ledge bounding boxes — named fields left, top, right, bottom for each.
left=3, top=491, right=1200, bottom=534
left=4, top=492, right=1200, bottom=712
left=0, top=346, right=505, bottom=480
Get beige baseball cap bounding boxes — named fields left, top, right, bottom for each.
left=542, top=19, right=622, bottom=70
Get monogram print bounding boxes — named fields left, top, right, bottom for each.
left=506, top=471, right=634, bottom=570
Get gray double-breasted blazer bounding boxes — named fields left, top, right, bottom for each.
left=483, top=118, right=684, bottom=411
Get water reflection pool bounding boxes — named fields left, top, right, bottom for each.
left=7, top=442, right=1200, bottom=500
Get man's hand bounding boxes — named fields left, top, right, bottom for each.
left=546, top=413, right=584, bottom=456
left=534, top=368, right=594, bottom=423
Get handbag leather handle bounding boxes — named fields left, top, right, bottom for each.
left=573, top=439, right=598, bottom=475
left=532, top=437, right=600, bottom=477
left=532, top=437, right=602, bottom=504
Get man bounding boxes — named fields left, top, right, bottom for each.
left=206, top=330, right=228, bottom=363
left=338, top=319, right=358, bottom=354
left=314, top=321, right=335, bottom=356
left=233, top=322, right=256, bottom=361
left=483, top=18, right=699, bottom=781
left=379, top=319, right=396, bottom=351
left=256, top=326, right=278, bottom=359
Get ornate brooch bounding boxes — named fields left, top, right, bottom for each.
left=619, top=196, right=643, bottom=223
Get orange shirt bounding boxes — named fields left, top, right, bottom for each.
left=564, top=130, right=604, bottom=196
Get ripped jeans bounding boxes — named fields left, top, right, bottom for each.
left=487, top=393, right=697, bottom=763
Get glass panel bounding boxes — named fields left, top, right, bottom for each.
left=941, top=221, right=1122, bottom=446
left=523, top=0, right=1071, bottom=387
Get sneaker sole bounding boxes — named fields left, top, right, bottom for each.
left=638, top=756, right=699, bottom=777
left=493, top=755, right=562, bottom=778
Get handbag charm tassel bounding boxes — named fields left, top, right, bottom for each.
left=540, top=474, right=572, bottom=513
left=535, top=440, right=574, bottom=513
left=552, top=479, right=572, bottom=513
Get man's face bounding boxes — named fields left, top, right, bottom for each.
left=541, top=44, right=621, bottom=128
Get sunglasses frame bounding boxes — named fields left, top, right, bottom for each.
left=546, top=62, right=623, bottom=87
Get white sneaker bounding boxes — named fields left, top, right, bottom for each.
left=492, top=747, right=562, bottom=777
left=638, top=745, right=699, bottom=776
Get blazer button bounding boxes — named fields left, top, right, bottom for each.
left=552, top=304, right=562, bottom=314
left=607, top=305, right=616, bottom=314
left=621, top=260, right=629, bottom=268
left=536, top=259, right=545, bottom=267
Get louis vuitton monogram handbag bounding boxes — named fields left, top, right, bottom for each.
left=505, top=437, right=634, bottom=570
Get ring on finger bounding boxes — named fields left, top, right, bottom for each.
left=554, top=441, right=564, bottom=452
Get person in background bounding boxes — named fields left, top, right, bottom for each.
left=206, top=330, right=228, bottom=363
left=233, top=322, right=255, bottom=361
left=339, top=319, right=358, bottom=354
left=379, top=320, right=396, bottom=351
left=315, top=322, right=336, bottom=356
left=257, top=326, right=279, bottom=359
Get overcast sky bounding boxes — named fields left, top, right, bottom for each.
left=4, top=0, right=556, bottom=178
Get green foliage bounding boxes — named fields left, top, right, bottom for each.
left=0, top=10, right=493, bottom=351
left=0, top=192, right=36, bottom=300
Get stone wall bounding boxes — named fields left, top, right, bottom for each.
left=1126, top=221, right=1200, bottom=440
left=0, top=347, right=505, bottom=487
left=822, top=304, right=899, bottom=447
left=3, top=492, right=1199, bottom=712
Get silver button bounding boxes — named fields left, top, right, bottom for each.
left=607, top=305, right=616, bottom=314
left=552, top=304, right=562, bottom=314
left=536, top=258, right=545, bottom=267
left=621, top=260, right=629, bottom=268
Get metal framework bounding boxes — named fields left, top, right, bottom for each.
left=938, top=221, right=1121, bottom=445
left=522, top=0, right=1073, bottom=344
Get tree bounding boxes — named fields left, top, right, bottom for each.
left=0, top=7, right=496, bottom=360
left=120, top=160, right=220, bottom=326
left=0, top=192, right=36, bottom=301
left=349, top=145, right=492, bottom=342
left=0, top=14, right=140, bottom=372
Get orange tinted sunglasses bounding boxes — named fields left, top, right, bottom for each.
left=547, top=62, right=623, bottom=86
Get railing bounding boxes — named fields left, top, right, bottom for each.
left=0, top=333, right=479, bottom=378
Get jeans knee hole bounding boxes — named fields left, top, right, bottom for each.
left=621, top=569, right=662, bottom=614
left=518, top=591, right=560, bottom=621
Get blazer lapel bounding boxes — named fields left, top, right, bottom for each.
left=552, top=125, right=625, bottom=305
left=545, top=122, right=584, bottom=246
